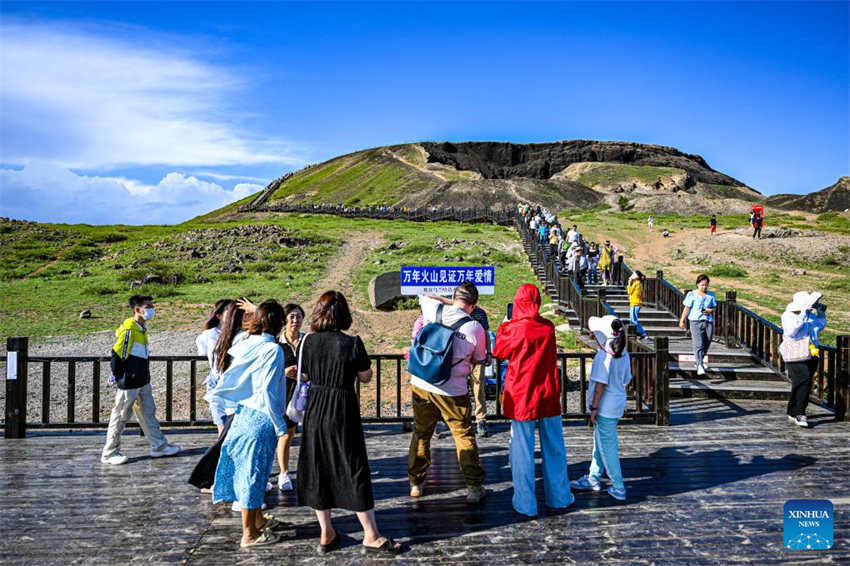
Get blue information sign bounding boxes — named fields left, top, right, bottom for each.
left=400, top=266, right=495, bottom=295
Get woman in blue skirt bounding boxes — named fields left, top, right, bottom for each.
left=212, top=300, right=288, bottom=548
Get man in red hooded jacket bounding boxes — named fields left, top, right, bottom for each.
left=493, top=284, right=574, bottom=517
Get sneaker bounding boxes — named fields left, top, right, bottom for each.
left=409, top=483, right=424, bottom=498
left=476, top=421, right=489, bottom=438
left=150, top=444, right=180, bottom=458
left=466, top=485, right=487, bottom=504
left=265, top=481, right=275, bottom=492
left=607, top=486, right=627, bottom=501
left=232, top=501, right=267, bottom=512
left=100, top=453, right=128, bottom=465
left=787, top=415, right=796, bottom=423
left=570, top=475, right=601, bottom=491
left=793, top=415, right=810, bottom=428
left=278, top=472, right=293, bottom=492
left=696, top=364, right=706, bottom=376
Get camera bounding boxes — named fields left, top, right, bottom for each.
left=814, top=302, right=827, bottom=314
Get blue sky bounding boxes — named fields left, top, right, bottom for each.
left=1, top=1, right=847, bottom=223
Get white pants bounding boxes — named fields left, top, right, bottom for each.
left=102, top=383, right=168, bottom=457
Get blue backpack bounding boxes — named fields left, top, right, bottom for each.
left=408, top=304, right=473, bottom=386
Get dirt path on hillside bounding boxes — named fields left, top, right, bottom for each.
left=383, top=147, right=446, bottom=182
left=309, top=230, right=420, bottom=351
left=311, top=231, right=384, bottom=303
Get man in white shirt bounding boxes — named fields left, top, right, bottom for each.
left=408, top=281, right=487, bottom=504
left=567, top=224, right=579, bottom=244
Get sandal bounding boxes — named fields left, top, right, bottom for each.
left=316, top=530, right=340, bottom=555
left=361, top=537, right=402, bottom=555
left=240, top=529, right=279, bottom=549
left=260, top=515, right=281, bottom=530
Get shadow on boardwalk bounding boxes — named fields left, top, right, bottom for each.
left=0, top=399, right=847, bottom=565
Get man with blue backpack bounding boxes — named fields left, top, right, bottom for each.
left=407, top=281, right=487, bottom=504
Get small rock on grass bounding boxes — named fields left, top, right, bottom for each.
left=79, top=310, right=91, bottom=319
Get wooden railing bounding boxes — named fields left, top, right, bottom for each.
left=643, top=272, right=848, bottom=420
left=514, top=217, right=670, bottom=425
left=240, top=203, right=515, bottom=225
left=1, top=341, right=665, bottom=436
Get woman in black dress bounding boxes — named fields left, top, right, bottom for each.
left=297, top=290, right=402, bottom=556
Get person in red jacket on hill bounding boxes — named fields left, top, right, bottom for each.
left=493, top=284, right=575, bottom=517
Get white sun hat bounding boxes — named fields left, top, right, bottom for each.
left=787, top=291, right=823, bottom=312
left=589, top=314, right=621, bottom=349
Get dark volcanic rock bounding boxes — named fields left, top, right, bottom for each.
left=420, top=140, right=747, bottom=187
left=219, top=263, right=243, bottom=274
left=142, top=273, right=164, bottom=285
left=368, top=271, right=403, bottom=310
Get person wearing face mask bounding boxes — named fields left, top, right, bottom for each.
left=276, top=303, right=307, bottom=491
left=101, top=294, right=180, bottom=465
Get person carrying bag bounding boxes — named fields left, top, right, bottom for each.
left=780, top=291, right=827, bottom=428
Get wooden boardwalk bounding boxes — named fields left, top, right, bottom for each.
left=1, top=399, right=848, bottom=565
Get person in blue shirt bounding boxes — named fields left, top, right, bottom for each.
left=678, top=274, right=717, bottom=376
left=538, top=222, right=549, bottom=245
left=212, top=300, right=288, bottom=549
left=781, top=291, right=827, bottom=428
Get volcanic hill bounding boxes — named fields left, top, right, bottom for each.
left=766, top=176, right=850, bottom=214
left=211, top=140, right=776, bottom=218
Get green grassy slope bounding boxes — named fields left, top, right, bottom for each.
left=0, top=217, right=338, bottom=340
left=574, top=163, right=684, bottom=186
left=265, top=146, right=437, bottom=207
left=1, top=214, right=576, bottom=349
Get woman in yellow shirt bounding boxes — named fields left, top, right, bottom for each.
left=627, top=272, right=648, bottom=339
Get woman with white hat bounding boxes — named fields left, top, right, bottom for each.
left=780, top=291, right=827, bottom=428
left=570, top=315, right=632, bottom=501
left=678, top=274, right=717, bottom=376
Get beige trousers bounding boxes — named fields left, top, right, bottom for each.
left=470, top=364, right=488, bottom=423
left=102, top=383, right=168, bottom=457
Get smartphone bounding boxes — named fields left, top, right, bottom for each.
left=506, top=302, right=514, bottom=321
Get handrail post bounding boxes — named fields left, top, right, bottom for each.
left=654, top=336, right=670, bottom=426
left=5, top=337, right=28, bottom=438
left=725, top=291, right=737, bottom=348
left=616, top=255, right=624, bottom=285
left=655, top=270, right=663, bottom=308
left=837, top=335, right=849, bottom=421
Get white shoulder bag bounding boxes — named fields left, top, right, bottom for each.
left=285, top=334, right=309, bottom=423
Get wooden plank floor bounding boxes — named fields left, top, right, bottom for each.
left=1, top=398, right=848, bottom=565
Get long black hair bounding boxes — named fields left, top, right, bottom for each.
left=213, top=303, right=245, bottom=374
left=610, top=319, right=626, bottom=358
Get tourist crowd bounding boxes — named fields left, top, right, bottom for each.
left=100, top=275, right=634, bottom=553
left=97, top=201, right=828, bottom=554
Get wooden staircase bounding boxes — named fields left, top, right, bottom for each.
left=524, top=243, right=790, bottom=401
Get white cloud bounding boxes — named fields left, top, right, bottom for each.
left=0, top=19, right=303, bottom=170
left=189, top=171, right=271, bottom=183
left=0, top=163, right=261, bottom=224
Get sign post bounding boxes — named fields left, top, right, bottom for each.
left=5, top=337, right=28, bottom=439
